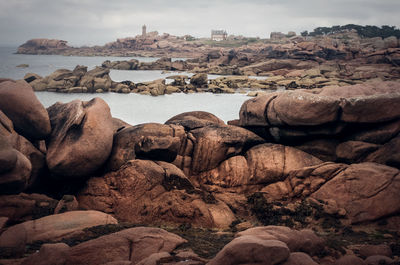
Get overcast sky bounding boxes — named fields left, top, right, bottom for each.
left=0, top=0, right=399, bottom=46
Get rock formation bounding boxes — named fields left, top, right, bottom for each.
left=0, top=78, right=399, bottom=264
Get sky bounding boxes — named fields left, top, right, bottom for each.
left=0, top=0, right=399, bottom=46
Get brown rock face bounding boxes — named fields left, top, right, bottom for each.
left=21, top=243, right=70, bottom=265
left=281, top=252, right=319, bottom=265
left=237, top=226, right=325, bottom=256
left=107, top=123, right=186, bottom=171
left=0, top=149, right=31, bottom=194
left=0, top=80, right=51, bottom=140
left=165, top=111, right=225, bottom=130
left=198, top=143, right=322, bottom=189
left=46, top=98, right=114, bottom=178
left=66, top=227, right=186, bottom=265
left=365, top=135, right=400, bottom=167
left=0, top=111, right=46, bottom=191
left=188, top=125, right=264, bottom=174
left=340, top=93, right=400, bottom=123
left=267, top=91, right=341, bottom=126
left=0, top=193, right=58, bottom=223
left=208, top=236, right=290, bottom=265
left=311, top=162, right=400, bottom=223
left=0, top=211, right=117, bottom=256
left=78, top=159, right=235, bottom=228
left=190, top=73, right=208, bottom=87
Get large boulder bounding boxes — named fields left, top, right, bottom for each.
left=107, top=123, right=186, bottom=171
left=340, top=93, right=400, bottom=123
left=165, top=111, right=225, bottom=130
left=188, top=125, right=264, bottom=174
left=0, top=111, right=46, bottom=190
left=0, top=193, right=58, bottom=223
left=46, top=98, right=114, bottom=178
left=281, top=252, right=319, bottom=265
left=0, top=142, right=31, bottom=194
left=78, top=159, right=235, bottom=228
left=365, top=135, right=400, bottom=167
left=239, top=91, right=341, bottom=127
left=21, top=243, right=70, bottom=265
left=65, top=227, right=186, bottom=265
left=237, top=226, right=325, bottom=255
left=190, top=73, right=208, bottom=87
left=0, top=80, right=51, bottom=140
left=198, top=143, right=322, bottom=189
left=0, top=211, right=117, bottom=256
left=79, top=67, right=112, bottom=92
left=208, top=236, right=290, bottom=265
left=311, top=162, right=400, bottom=223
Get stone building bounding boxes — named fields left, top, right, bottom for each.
left=211, top=30, right=227, bottom=41
left=270, top=32, right=286, bottom=40
left=142, top=25, right=147, bottom=36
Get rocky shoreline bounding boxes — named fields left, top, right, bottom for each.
left=18, top=31, right=400, bottom=97
left=1, top=76, right=400, bottom=264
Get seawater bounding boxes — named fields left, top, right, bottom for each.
left=0, top=46, right=251, bottom=124
left=36, top=92, right=249, bottom=125
left=0, top=46, right=181, bottom=81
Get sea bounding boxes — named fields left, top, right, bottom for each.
left=0, top=46, right=251, bottom=124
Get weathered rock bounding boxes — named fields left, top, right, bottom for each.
left=79, top=67, right=112, bottom=92
left=0, top=211, right=117, bottom=247
left=319, top=80, right=400, bottom=97
left=165, top=111, right=225, bottom=130
left=239, top=93, right=278, bottom=127
left=190, top=73, right=208, bottom=87
left=267, top=91, right=340, bottom=126
left=112, top=117, right=132, bottom=134
left=346, top=119, right=400, bottom=144
left=107, top=123, right=186, bottom=171
left=78, top=159, right=235, bottom=228
left=334, top=255, right=366, bottom=265
left=24, top=73, right=42, bottom=83
left=336, top=141, right=381, bottom=163
left=0, top=132, right=32, bottom=194
left=365, top=135, right=400, bottom=167
left=0, top=217, right=8, bottom=229
left=17, top=39, right=69, bottom=54
left=237, top=226, right=325, bottom=255
left=54, top=195, right=79, bottom=214
left=189, top=125, right=264, bottom=174
left=281, top=252, right=319, bottom=265
left=0, top=193, right=58, bottom=223
left=199, top=143, right=322, bottom=188
left=340, top=93, right=400, bottom=123
left=359, top=244, right=393, bottom=258
left=295, top=139, right=339, bottom=161
left=46, top=98, right=114, bottom=178
left=312, top=162, right=400, bottom=223
left=20, top=243, right=70, bottom=265
left=65, top=227, right=186, bottom=265
left=0, top=80, right=51, bottom=140
left=136, top=252, right=172, bottom=265
left=239, top=91, right=340, bottom=127
left=208, top=236, right=290, bottom=265
left=0, top=113, right=46, bottom=190
left=364, top=255, right=395, bottom=265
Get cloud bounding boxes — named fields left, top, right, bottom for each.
left=0, top=0, right=399, bottom=46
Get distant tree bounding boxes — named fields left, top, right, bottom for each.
left=300, top=30, right=308, bottom=37
left=306, top=24, right=400, bottom=38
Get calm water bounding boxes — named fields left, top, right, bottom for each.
left=0, top=46, right=182, bottom=81
left=1, top=46, right=251, bottom=124
left=36, top=92, right=249, bottom=125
